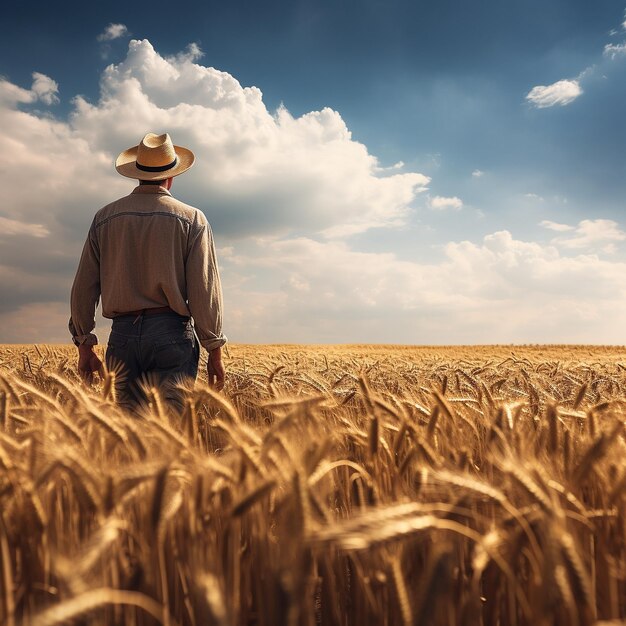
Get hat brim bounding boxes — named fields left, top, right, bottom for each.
left=115, top=145, right=195, bottom=180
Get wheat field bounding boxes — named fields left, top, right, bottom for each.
left=1, top=343, right=625, bottom=626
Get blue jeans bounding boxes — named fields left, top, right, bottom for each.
left=106, top=312, right=200, bottom=413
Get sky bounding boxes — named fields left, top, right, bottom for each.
left=1, top=0, right=626, bottom=345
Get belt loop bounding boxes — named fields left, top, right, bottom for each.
left=133, top=309, right=145, bottom=325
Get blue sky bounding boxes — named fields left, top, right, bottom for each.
left=1, top=1, right=626, bottom=344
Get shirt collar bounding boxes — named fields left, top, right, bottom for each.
left=131, top=185, right=172, bottom=196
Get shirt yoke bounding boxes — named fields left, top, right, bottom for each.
left=93, top=193, right=207, bottom=232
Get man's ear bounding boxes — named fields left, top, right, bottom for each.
left=164, top=177, right=173, bottom=190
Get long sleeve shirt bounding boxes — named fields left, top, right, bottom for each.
left=69, top=185, right=226, bottom=351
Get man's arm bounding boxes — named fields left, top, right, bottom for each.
left=69, top=221, right=103, bottom=381
left=185, top=218, right=227, bottom=389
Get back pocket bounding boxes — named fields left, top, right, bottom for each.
left=152, top=338, right=194, bottom=371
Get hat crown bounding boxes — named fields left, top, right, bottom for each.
left=115, top=131, right=194, bottom=180
left=136, top=133, right=177, bottom=168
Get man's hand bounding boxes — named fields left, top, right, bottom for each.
left=78, top=344, right=104, bottom=384
left=207, top=346, right=225, bottom=391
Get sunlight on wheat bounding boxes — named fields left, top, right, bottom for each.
left=0, top=343, right=625, bottom=625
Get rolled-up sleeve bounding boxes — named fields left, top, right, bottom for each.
left=185, top=217, right=227, bottom=351
left=69, top=221, right=100, bottom=346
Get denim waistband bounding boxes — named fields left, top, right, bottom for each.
left=112, top=311, right=189, bottom=321
left=110, top=311, right=193, bottom=339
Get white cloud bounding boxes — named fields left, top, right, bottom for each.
left=374, top=160, right=405, bottom=173
left=97, top=23, right=129, bottom=42
left=526, top=79, right=583, bottom=108
left=68, top=39, right=429, bottom=238
left=540, top=220, right=574, bottom=232
left=0, top=72, right=59, bottom=106
left=547, top=219, right=626, bottom=253
left=471, top=169, right=484, bottom=178
left=430, top=195, right=463, bottom=211
left=0, top=79, right=35, bottom=105
left=220, top=230, right=626, bottom=344
left=30, top=72, right=59, bottom=105
left=167, top=42, right=204, bottom=64
left=2, top=37, right=625, bottom=345
left=604, top=42, right=626, bottom=59
left=0, top=217, right=49, bottom=238
left=0, top=85, right=125, bottom=228
left=525, top=193, right=544, bottom=201
left=0, top=38, right=430, bottom=240
left=531, top=11, right=626, bottom=111
left=0, top=38, right=432, bottom=341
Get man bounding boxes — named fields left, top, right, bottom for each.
left=69, top=132, right=226, bottom=410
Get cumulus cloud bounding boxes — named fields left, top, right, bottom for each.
left=220, top=230, right=626, bottom=344
left=0, top=38, right=430, bottom=340
left=167, top=42, right=204, bottom=64
left=0, top=79, right=35, bottom=105
left=471, top=169, right=484, bottom=178
left=430, top=195, right=463, bottom=211
left=526, top=79, right=583, bottom=108
left=68, top=39, right=429, bottom=238
left=97, top=23, right=129, bottom=42
left=0, top=72, right=59, bottom=106
left=545, top=219, right=626, bottom=253
left=31, top=72, right=59, bottom=105
left=2, top=37, right=625, bottom=345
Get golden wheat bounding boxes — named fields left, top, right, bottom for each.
left=0, top=343, right=625, bottom=625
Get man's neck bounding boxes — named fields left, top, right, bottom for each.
left=138, top=176, right=173, bottom=191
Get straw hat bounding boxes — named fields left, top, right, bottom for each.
left=115, top=133, right=195, bottom=180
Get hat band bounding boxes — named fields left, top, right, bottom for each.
left=136, top=156, right=178, bottom=172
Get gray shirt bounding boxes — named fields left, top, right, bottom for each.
left=69, top=184, right=226, bottom=351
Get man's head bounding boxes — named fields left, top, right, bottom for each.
left=115, top=133, right=194, bottom=181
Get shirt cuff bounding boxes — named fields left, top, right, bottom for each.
left=200, top=334, right=227, bottom=352
left=69, top=317, right=98, bottom=347
left=72, top=333, right=99, bottom=347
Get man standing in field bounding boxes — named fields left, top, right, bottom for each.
left=69, top=132, right=226, bottom=410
